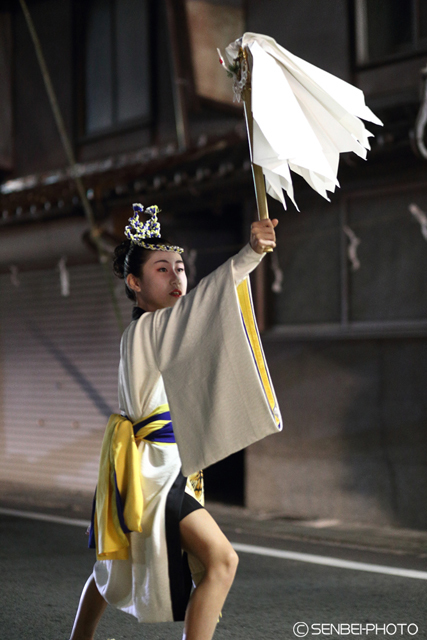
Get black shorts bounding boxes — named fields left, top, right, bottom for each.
left=180, top=492, right=204, bottom=521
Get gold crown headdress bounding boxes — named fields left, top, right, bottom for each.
left=124, top=204, right=184, bottom=253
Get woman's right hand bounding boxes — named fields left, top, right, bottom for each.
left=250, top=218, right=279, bottom=254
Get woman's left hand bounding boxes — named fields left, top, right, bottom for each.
left=250, top=218, right=279, bottom=254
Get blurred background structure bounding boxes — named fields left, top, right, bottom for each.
left=0, top=0, right=426, bottom=528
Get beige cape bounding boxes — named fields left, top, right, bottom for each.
left=119, top=245, right=282, bottom=476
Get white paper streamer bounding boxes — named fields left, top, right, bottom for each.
left=223, top=33, right=382, bottom=209
left=270, top=251, right=283, bottom=293
left=414, top=66, right=427, bottom=160
left=343, top=225, right=361, bottom=271
left=409, top=203, right=427, bottom=241
left=186, top=249, right=198, bottom=287
left=10, top=265, right=20, bottom=287
left=58, top=256, right=70, bottom=297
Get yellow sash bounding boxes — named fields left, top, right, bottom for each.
left=94, top=405, right=173, bottom=561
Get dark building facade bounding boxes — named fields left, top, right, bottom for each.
left=1, top=0, right=426, bottom=527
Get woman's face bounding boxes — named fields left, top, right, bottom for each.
left=127, top=250, right=187, bottom=312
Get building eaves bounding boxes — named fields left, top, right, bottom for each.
left=0, top=131, right=251, bottom=227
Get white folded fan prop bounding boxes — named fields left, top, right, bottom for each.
left=218, top=33, right=383, bottom=215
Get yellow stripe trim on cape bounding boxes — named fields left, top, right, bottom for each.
left=237, top=278, right=280, bottom=425
left=94, top=405, right=173, bottom=561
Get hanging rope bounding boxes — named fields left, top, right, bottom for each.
left=18, top=0, right=124, bottom=333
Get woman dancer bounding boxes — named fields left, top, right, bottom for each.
left=69, top=203, right=279, bottom=640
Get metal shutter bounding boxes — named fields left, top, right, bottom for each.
left=0, top=262, right=132, bottom=492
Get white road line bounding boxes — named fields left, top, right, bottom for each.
left=1, top=507, right=426, bottom=581
left=0, top=507, right=90, bottom=528
left=232, top=542, right=427, bottom=581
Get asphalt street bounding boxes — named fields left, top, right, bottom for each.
left=0, top=512, right=425, bottom=640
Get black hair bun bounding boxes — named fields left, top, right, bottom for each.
left=113, top=239, right=132, bottom=279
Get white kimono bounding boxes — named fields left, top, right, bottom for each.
left=93, top=243, right=282, bottom=623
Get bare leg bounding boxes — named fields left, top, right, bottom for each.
left=69, top=574, right=107, bottom=640
left=180, top=509, right=239, bottom=640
